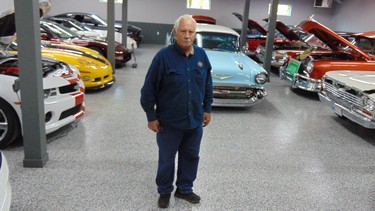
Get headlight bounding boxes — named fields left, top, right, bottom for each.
left=82, top=76, right=91, bottom=81
left=44, top=88, right=57, bottom=99
left=282, top=53, right=288, bottom=61
left=255, top=72, right=268, bottom=84
left=363, top=96, right=375, bottom=112
left=255, top=46, right=261, bottom=54
left=272, top=51, right=276, bottom=60
left=68, top=64, right=79, bottom=74
left=305, top=62, right=314, bottom=74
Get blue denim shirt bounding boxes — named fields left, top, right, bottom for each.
left=141, top=43, right=213, bottom=130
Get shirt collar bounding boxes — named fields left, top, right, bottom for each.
left=174, top=43, right=194, bottom=56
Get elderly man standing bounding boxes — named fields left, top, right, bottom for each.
left=140, top=14, right=213, bottom=208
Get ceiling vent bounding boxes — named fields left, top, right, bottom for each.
left=314, top=0, right=333, bottom=8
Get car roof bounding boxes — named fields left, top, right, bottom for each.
left=57, top=12, right=91, bottom=16
left=196, top=23, right=239, bottom=37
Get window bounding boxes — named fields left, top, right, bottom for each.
left=187, top=0, right=211, bottom=10
left=99, top=0, right=123, bottom=3
left=268, top=4, right=292, bottom=16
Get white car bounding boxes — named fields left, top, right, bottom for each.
left=0, top=150, right=11, bottom=211
left=0, top=55, right=85, bottom=148
left=319, top=70, right=375, bottom=128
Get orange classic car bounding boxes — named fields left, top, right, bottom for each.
left=280, top=17, right=375, bottom=92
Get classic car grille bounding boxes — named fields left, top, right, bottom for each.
left=323, top=79, right=364, bottom=108
left=213, top=86, right=257, bottom=99
left=59, top=104, right=82, bottom=120
left=59, top=83, right=79, bottom=94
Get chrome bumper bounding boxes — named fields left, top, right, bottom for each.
left=212, top=90, right=267, bottom=107
left=279, top=67, right=321, bottom=92
left=319, top=92, right=375, bottom=129
left=254, top=54, right=285, bottom=68
left=271, top=59, right=286, bottom=68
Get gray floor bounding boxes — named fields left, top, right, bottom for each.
left=3, top=44, right=375, bottom=211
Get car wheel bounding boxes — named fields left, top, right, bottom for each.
left=88, top=46, right=105, bottom=57
left=0, top=98, right=21, bottom=149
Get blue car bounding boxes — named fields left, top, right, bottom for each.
left=194, top=23, right=268, bottom=107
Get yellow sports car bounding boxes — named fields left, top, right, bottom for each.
left=2, top=40, right=114, bottom=90
left=41, top=42, right=115, bottom=90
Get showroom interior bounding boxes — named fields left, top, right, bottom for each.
left=1, top=0, right=375, bottom=210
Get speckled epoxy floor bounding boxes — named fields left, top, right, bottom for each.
left=3, top=44, right=375, bottom=210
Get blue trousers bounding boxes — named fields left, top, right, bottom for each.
left=156, top=126, right=203, bottom=194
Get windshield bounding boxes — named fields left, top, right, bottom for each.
left=89, top=14, right=108, bottom=27
left=41, top=21, right=78, bottom=39
left=63, top=20, right=93, bottom=31
left=195, top=32, right=239, bottom=52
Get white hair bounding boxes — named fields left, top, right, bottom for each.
left=173, top=14, right=196, bottom=31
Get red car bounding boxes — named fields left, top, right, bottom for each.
left=40, top=19, right=131, bottom=67
left=232, top=12, right=293, bottom=58
left=280, top=17, right=375, bottom=92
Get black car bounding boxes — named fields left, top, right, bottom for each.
left=53, top=12, right=143, bottom=45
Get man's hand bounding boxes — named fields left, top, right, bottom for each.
left=203, top=112, right=211, bottom=127
left=148, top=120, right=160, bottom=132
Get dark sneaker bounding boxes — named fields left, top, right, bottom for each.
left=158, top=193, right=171, bottom=208
left=174, top=190, right=201, bottom=204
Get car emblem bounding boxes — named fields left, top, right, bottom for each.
left=235, top=61, right=243, bottom=70
left=212, top=73, right=233, bottom=80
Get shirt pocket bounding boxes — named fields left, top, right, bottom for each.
left=194, top=67, right=206, bottom=87
left=164, top=69, right=184, bottom=86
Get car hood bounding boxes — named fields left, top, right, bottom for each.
left=41, top=45, right=109, bottom=65
left=299, top=18, right=371, bottom=60
left=325, top=70, right=375, bottom=97
left=206, top=50, right=266, bottom=85
left=232, top=12, right=267, bottom=35
left=262, top=18, right=300, bottom=41
left=0, top=0, right=51, bottom=36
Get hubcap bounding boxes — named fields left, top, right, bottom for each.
left=0, top=110, right=8, bottom=141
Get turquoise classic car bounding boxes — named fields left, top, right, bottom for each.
left=194, top=23, right=268, bottom=107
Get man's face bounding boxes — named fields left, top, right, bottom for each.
left=174, top=18, right=196, bottom=51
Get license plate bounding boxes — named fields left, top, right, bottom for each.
left=332, top=104, right=342, bottom=116
left=286, top=59, right=301, bottom=79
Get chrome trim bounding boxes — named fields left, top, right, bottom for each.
left=319, top=92, right=375, bottom=129
left=292, top=74, right=321, bottom=92
left=213, top=92, right=267, bottom=107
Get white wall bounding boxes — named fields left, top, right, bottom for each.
left=43, top=0, right=336, bottom=29
left=333, top=0, right=375, bottom=32
left=1, top=0, right=374, bottom=32
left=1, top=0, right=14, bottom=10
